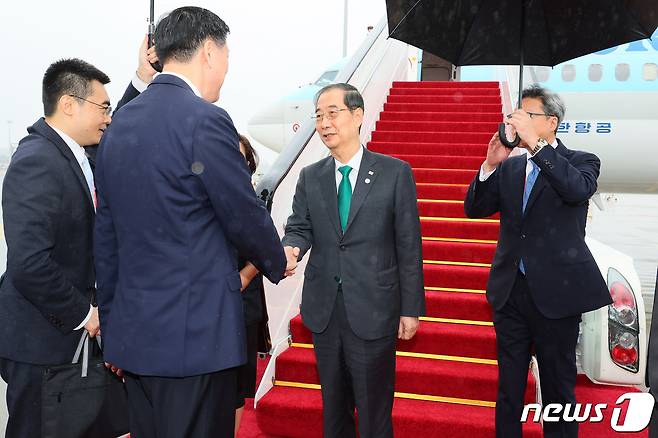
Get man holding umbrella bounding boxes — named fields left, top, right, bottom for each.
left=465, top=85, right=612, bottom=437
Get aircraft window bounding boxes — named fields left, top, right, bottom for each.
left=643, top=63, right=658, bottom=81
left=615, top=63, right=630, bottom=81
left=561, top=65, right=576, bottom=82
left=588, top=64, right=603, bottom=82
left=535, top=67, right=550, bottom=82
left=314, top=70, right=339, bottom=87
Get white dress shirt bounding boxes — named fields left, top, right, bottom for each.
left=334, top=146, right=364, bottom=192
left=478, top=139, right=559, bottom=182
left=49, top=124, right=95, bottom=330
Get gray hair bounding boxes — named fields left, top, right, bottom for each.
left=314, top=83, right=364, bottom=113
left=522, top=84, right=566, bottom=133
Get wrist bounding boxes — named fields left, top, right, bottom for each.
left=136, top=68, right=154, bottom=84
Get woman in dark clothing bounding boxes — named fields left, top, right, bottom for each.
left=235, top=134, right=266, bottom=436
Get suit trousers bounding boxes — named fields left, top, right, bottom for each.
left=493, top=273, right=581, bottom=438
left=312, top=290, right=397, bottom=438
left=123, top=367, right=237, bottom=438
left=0, top=358, right=46, bottom=438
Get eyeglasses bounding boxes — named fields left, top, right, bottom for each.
left=69, top=95, right=112, bottom=116
left=312, top=108, right=351, bottom=123
left=527, top=112, right=556, bottom=119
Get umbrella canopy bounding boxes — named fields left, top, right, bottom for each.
left=386, top=0, right=658, bottom=147
left=387, top=0, right=658, bottom=67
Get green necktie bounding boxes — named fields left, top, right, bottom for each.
left=337, top=165, right=353, bottom=231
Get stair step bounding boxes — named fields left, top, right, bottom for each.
left=413, top=168, right=477, bottom=184
left=276, top=346, right=535, bottom=403
left=424, top=263, right=491, bottom=291
left=290, top=315, right=497, bottom=360
left=379, top=111, right=502, bottom=123
left=396, top=154, right=484, bottom=170
left=415, top=183, right=468, bottom=200
left=373, top=130, right=492, bottom=144
left=258, top=386, right=542, bottom=438
left=418, top=199, right=499, bottom=219
left=369, top=141, right=488, bottom=157
left=423, top=240, right=496, bottom=264
left=388, top=95, right=502, bottom=105
left=426, top=290, right=492, bottom=321
left=390, top=87, right=501, bottom=96
left=384, top=102, right=502, bottom=113
left=392, top=81, right=500, bottom=89
left=376, top=120, right=499, bottom=133
left=421, top=218, right=499, bottom=241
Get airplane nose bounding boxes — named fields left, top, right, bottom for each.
left=247, top=100, right=287, bottom=153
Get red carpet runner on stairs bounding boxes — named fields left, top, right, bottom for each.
left=252, top=81, right=648, bottom=437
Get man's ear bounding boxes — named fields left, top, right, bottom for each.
left=353, top=107, right=364, bottom=128
left=202, top=39, right=215, bottom=67
left=58, top=94, right=77, bottom=117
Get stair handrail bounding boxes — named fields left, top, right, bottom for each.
left=255, top=18, right=387, bottom=208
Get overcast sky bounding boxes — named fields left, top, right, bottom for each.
left=0, top=0, right=386, bottom=163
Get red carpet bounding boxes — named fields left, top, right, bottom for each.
left=252, top=81, right=648, bottom=437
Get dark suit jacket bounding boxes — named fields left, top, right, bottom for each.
left=464, top=140, right=612, bottom=318
left=283, top=148, right=425, bottom=340
left=0, top=119, right=96, bottom=365
left=94, top=74, right=286, bottom=377
left=0, top=83, right=141, bottom=366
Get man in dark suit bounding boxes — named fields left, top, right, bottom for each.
left=94, top=7, right=288, bottom=438
left=464, top=85, right=612, bottom=438
left=282, top=83, right=426, bottom=438
left=0, top=46, right=156, bottom=438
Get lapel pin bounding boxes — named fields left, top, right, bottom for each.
left=365, top=178, right=371, bottom=184
left=368, top=170, right=374, bottom=175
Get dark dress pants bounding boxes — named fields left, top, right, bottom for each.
left=123, top=367, right=237, bottom=438
left=312, top=290, right=397, bottom=438
left=0, top=358, right=45, bottom=438
left=493, top=273, right=581, bottom=438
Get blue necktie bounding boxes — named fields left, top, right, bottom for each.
left=520, top=161, right=539, bottom=274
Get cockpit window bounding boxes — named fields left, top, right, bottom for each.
left=314, top=70, right=339, bottom=87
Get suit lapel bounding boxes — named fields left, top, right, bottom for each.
left=33, top=119, right=95, bottom=209
left=343, top=149, right=377, bottom=236
left=510, top=156, right=526, bottom=218
left=317, top=157, right=342, bottom=238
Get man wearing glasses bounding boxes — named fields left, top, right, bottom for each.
left=0, top=41, right=157, bottom=438
left=283, top=83, right=426, bottom=438
left=465, top=85, right=611, bottom=438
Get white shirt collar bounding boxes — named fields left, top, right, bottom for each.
left=334, top=145, right=364, bottom=174
left=49, top=124, right=87, bottom=165
left=159, top=71, right=202, bottom=97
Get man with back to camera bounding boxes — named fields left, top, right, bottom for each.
left=282, top=83, right=426, bottom=438
left=464, top=84, right=612, bottom=438
left=0, top=39, right=159, bottom=438
left=94, top=6, right=289, bottom=437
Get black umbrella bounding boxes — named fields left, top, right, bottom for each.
left=386, top=0, right=658, bottom=147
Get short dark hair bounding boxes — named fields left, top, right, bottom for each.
left=314, top=83, right=364, bottom=113
left=238, top=134, right=259, bottom=175
left=154, top=6, right=230, bottom=65
left=42, top=59, right=110, bottom=116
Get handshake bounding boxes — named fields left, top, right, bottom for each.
left=283, top=246, right=300, bottom=277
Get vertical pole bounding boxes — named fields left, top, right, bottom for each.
left=517, top=0, right=526, bottom=109
left=343, top=0, right=348, bottom=57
